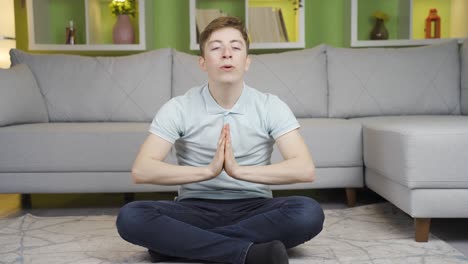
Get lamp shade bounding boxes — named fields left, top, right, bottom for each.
left=0, top=0, right=16, bottom=69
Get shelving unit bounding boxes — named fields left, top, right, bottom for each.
left=350, top=0, right=468, bottom=47
left=26, top=0, right=146, bottom=51
left=189, top=0, right=305, bottom=51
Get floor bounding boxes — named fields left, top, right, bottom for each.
left=2, top=188, right=468, bottom=257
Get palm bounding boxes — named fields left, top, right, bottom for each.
left=208, top=125, right=226, bottom=178
left=208, top=124, right=240, bottom=178
left=224, top=124, right=239, bottom=176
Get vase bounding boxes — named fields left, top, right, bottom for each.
left=113, top=15, right=135, bottom=44
left=370, top=18, right=389, bottom=40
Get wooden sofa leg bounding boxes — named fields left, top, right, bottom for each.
left=345, top=188, right=356, bottom=207
left=415, top=218, right=431, bottom=242
left=21, top=194, right=32, bottom=209
left=123, top=193, right=135, bottom=204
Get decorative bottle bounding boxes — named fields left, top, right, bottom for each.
left=370, top=18, right=389, bottom=40
left=66, top=20, right=76, bottom=45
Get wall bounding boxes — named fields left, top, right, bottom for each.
left=13, top=0, right=348, bottom=56
left=0, top=0, right=16, bottom=68
left=307, top=0, right=345, bottom=48
left=0, top=194, right=20, bottom=217
left=450, top=0, right=468, bottom=38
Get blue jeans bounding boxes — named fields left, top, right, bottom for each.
left=116, top=196, right=324, bottom=264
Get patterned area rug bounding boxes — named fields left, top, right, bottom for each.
left=1, top=202, right=467, bottom=264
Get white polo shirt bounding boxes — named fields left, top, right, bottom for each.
left=149, top=83, right=300, bottom=200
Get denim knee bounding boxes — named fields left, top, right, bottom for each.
left=281, top=196, right=325, bottom=243
left=116, top=201, right=153, bottom=241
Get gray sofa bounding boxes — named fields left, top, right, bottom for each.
left=1, top=40, right=467, bottom=242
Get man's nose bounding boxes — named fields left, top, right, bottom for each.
left=222, top=48, right=232, bottom=59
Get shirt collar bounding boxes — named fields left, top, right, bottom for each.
left=202, top=83, right=248, bottom=115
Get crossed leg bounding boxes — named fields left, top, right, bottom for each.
left=116, top=196, right=324, bottom=264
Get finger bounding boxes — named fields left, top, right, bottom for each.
left=218, top=125, right=225, bottom=140
left=219, top=140, right=225, bottom=158
left=225, top=137, right=231, bottom=154
left=219, top=134, right=225, bottom=148
left=220, top=125, right=229, bottom=143
left=224, top=125, right=228, bottom=137
left=224, top=125, right=229, bottom=140
left=218, top=133, right=223, bottom=146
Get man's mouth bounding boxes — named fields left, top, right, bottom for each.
left=221, top=65, right=234, bottom=71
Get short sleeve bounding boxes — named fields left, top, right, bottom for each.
left=266, top=95, right=300, bottom=140
left=149, top=98, right=184, bottom=144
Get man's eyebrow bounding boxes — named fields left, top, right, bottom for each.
left=207, top=40, right=222, bottom=45
left=230, top=40, right=244, bottom=46
left=207, top=39, right=244, bottom=46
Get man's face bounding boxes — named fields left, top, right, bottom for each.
left=199, top=27, right=251, bottom=86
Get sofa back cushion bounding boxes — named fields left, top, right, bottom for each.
left=462, top=39, right=468, bottom=115
left=0, top=64, right=49, bottom=126
left=10, top=49, right=172, bottom=122
left=172, top=50, right=208, bottom=97
left=172, top=45, right=328, bottom=117
left=327, top=41, right=461, bottom=118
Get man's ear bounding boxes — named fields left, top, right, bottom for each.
left=199, top=56, right=207, bottom=72
left=244, top=55, right=251, bottom=71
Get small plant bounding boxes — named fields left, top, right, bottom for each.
left=109, top=0, right=137, bottom=17
left=288, top=0, right=303, bottom=11
left=372, top=10, right=389, bottom=21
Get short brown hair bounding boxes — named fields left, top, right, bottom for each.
left=199, top=16, right=250, bottom=57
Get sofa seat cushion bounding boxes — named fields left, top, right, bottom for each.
left=271, top=118, right=363, bottom=167
left=0, top=123, right=177, bottom=172
left=354, top=116, right=468, bottom=189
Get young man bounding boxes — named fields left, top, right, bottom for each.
left=116, top=16, right=324, bottom=264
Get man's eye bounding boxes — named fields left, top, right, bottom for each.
left=211, top=47, right=219, bottom=50
left=233, top=47, right=241, bottom=50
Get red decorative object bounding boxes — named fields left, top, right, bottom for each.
left=425, top=8, right=441, bottom=39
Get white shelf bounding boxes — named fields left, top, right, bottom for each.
left=351, top=38, right=465, bottom=48
left=26, top=0, right=146, bottom=51
left=189, top=0, right=305, bottom=51
left=26, top=44, right=147, bottom=51
left=350, top=0, right=468, bottom=47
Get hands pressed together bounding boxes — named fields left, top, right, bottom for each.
left=207, top=124, right=241, bottom=179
